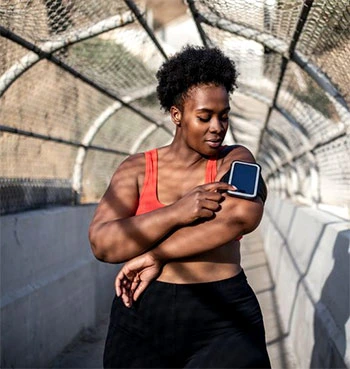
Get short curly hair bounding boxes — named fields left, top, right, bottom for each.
left=156, top=46, right=237, bottom=112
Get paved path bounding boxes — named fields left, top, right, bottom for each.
left=241, top=230, right=297, bottom=369
left=51, top=230, right=297, bottom=368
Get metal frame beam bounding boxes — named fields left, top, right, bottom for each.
left=0, top=12, right=135, bottom=96
left=186, top=0, right=212, bottom=48
left=72, top=85, right=168, bottom=197
left=0, top=124, right=129, bottom=155
left=196, top=12, right=288, bottom=54
left=195, top=10, right=348, bottom=111
left=256, top=0, right=314, bottom=155
left=123, top=0, right=168, bottom=60
left=0, top=27, right=173, bottom=137
left=265, top=131, right=347, bottom=180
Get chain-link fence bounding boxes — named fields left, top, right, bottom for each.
left=1, top=0, right=349, bottom=217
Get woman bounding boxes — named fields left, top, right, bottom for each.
left=89, top=46, right=270, bottom=368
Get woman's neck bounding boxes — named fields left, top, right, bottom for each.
left=163, top=141, right=207, bottom=168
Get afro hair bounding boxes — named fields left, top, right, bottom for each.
left=156, top=46, right=237, bottom=112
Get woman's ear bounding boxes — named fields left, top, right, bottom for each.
left=170, top=106, right=182, bottom=126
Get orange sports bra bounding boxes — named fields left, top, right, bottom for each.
left=136, top=149, right=217, bottom=215
left=136, top=148, right=242, bottom=241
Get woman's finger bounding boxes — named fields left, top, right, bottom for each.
left=202, top=182, right=236, bottom=192
left=115, top=270, right=126, bottom=297
left=118, top=272, right=140, bottom=307
left=130, top=277, right=140, bottom=295
left=115, top=264, right=135, bottom=296
left=121, top=289, right=131, bottom=307
left=134, top=280, right=150, bottom=302
left=201, top=199, right=222, bottom=211
left=122, top=280, right=133, bottom=307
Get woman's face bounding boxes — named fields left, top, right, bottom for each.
left=172, top=83, right=230, bottom=157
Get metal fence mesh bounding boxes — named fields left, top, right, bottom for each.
left=1, top=0, right=349, bottom=217
left=0, top=0, right=132, bottom=42
left=297, top=0, right=350, bottom=106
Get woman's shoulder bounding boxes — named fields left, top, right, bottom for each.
left=216, top=145, right=256, bottom=180
left=116, top=152, right=145, bottom=173
left=108, top=152, right=148, bottom=188
left=219, top=144, right=255, bottom=163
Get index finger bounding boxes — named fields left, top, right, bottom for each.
left=115, top=270, right=125, bottom=297
left=115, top=266, right=130, bottom=297
left=202, top=182, right=236, bottom=192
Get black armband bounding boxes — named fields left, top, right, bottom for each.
left=257, top=174, right=267, bottom=204
left=220, top=170, right=267, bottom=204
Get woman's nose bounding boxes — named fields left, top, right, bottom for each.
left=209, top=117, right=224, bottom=132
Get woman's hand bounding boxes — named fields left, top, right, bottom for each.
left=115, top=252, right=163, bottom=307
left=171, top=182, right=236, bottom=225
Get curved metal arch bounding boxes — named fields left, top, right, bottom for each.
left=131, top=121, right=175, bottom=154
left=272, top=170, right=287, bottom=196
left=259, top=103, right=313, bottom=167
left=230, top=87, right=312, bottom=159
left=192, top=8, right=348, bottom=112
left=239, top=83, right=348, bottom=177
left=186, top=0, right=213, bottom=48
left=130, top=125, right=158, bottom=154
left=189, top=1, right=349, bottom=168
left=72, top=101, right=123, bottom=196
left=260, top=128, right=302, bottom=178
left=273, top=152, right=320, bottom=204
left=292, top=52, right=348, bottom=111
left=263, top=140, right=321, bottom=205
left=264, top=100, right=347, bottom=175
left=259, top=148, right=280, bottom=175
left=72, top=85, right=171, bottom=198
left=266, top=127, right=294, bottom=155
left=262, top=128, right=294, bottom=162
left=197, top=11, right=289, bottom=55
left=0, top=12, right=135, bottom=97
left=274, top=105, right=311, bottom=144
left=123, top=0, right=168, bottom=60
left=228, top=91, right=270, bottom=151
left=236, top=86, right=274, bottom=107
left=259, top=138, right=285, bottom=171
left=285, top=165, right=299, bottom=197
left=1, top=25, right=174, bottom=141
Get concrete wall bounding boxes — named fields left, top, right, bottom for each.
left=2, top=198, right=349, bottom=368
left=261, top=195, right=350, bottom=369
left=0, top=205, right=118, bottom=368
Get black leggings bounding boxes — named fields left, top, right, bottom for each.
left=104, top=270, right=271, bottom=368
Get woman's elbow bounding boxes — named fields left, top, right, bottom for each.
left=234, top=201, right=264, bottom=234
left=89, top=241, right=125, bottom=264
left=89, top=224, right=106, bottom=261
left=89, top=241, right=105, bottom=262
left=88, top=224, right=124, bottom=263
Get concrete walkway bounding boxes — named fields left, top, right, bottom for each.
left=241, top=230, right=297, bottom=369
left=51, top=230, right=297, bottom=369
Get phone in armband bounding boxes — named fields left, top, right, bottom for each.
left=227, top=161, right=261, bottom=199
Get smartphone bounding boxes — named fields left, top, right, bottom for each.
left=227, top=161, right=261, bottom=198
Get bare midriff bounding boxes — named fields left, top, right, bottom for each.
left=157, top=240, right=242, bottom=283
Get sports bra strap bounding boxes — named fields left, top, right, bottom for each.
left=205, top=157, right=217, bottom=183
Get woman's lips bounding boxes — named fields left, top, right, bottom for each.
left=206, top=140, right=222, bottom=148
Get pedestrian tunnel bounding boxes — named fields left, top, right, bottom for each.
left=0, top=1, right=349, bottom=368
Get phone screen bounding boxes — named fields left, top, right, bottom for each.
left=228, top=162, right=260, bottom=197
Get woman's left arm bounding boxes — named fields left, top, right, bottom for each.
left=153, top=193, right=263, bottom=259
left=148, top=145, right=264, bottom=261
left=116, top=194, right=263, bottom=306
left=116, top=146, right=265, bottom=305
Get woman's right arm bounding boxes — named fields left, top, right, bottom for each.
left=89, top=154, right=232, bottom=264
left=89, top=153, right=178, bottom=263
